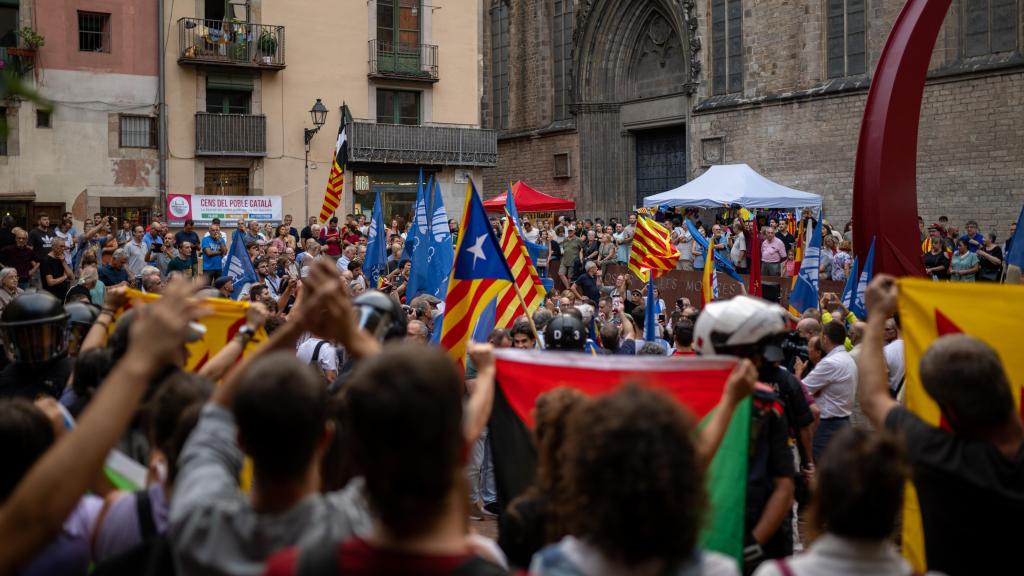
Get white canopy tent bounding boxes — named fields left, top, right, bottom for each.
left=642, top=164, right=822, bottom=211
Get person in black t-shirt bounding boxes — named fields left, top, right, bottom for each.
left=923, top=235, right=950, bottom=280
left=40, top=237, right=73, bottom=301
left=28, top=213, right=53, bottom=263
left=859, top=275, right=1024, bottom=576
left=570, top=261, right=601, bottom=303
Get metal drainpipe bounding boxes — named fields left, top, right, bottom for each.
left=157, top=0, right=168, bottom=215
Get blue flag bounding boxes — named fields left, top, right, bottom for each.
left=788, top=223, right=821, bottom=316
left=1005, top=205, right=1024, bottom=270
left=224, top=230, right=257, bottom=300
left=645, top=276, right=657, bottom=341
left=471, top=300, right=497, bottom=344
left=685, top=219, right=744, bottom=283
left=850, top=237, right=876, bottom=320
left=425, top=178, right=455, bottom=299
left=364, top=191, right=389, bottom=288
left=404, top=170, right=431, bottom=298
left=840, top=257, right=859, bottom=310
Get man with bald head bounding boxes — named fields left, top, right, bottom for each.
left=796, top=318, right=822, bottom=342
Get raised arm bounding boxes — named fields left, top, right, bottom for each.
left=857, top=275, right=900, bottom=428
left=464, top=344, right=496, bottom=445
left=697, top=359, right=756, bottom=467
left=0, top=279, right=202, bottom=573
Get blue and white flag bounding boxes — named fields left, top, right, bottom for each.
left=840, top=257, right=859, bottom=310
left=684, top=219, right=745, bottom=284
left=364, top=191, right=389, bottom=288
left=424, top=178, right=455, bottom=299
left=224, top=230, right=257, bottom=300
left=404, top=170, right=431, bottom=298
left=788, top=223, right=820, bottom=316
left=1005, top=205, right=1024, bottom=270
left=850, top=237, right=876, bottom=320
left=644, top=276, right=657, bottom=342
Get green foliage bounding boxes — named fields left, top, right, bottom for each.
left=0, top=71, right=53, bottom=135
left=16, top=27, right=45, bottom=49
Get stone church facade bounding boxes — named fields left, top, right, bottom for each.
left=480, top=0, right=1023, bottom=237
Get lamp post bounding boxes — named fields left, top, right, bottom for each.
left=304, top=98, right=329, bottom=224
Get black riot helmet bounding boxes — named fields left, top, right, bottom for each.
left=0, top=292, right=71, bottom=364
left=353, top=290, right=407, bottom=341
left=544, top=313, right=586, bottom=352
left=64, top=302, right=100, bottom=357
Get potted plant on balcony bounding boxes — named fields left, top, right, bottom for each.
left=257, top=30, right=277, bottom=65
left=9, top=27, right=44, bottom=56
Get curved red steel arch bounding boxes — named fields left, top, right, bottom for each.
left=852, top=0, right=952, bottom=277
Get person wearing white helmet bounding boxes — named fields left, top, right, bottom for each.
left=695, top=296, right=814, bottom=574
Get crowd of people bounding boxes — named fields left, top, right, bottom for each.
left=0, top=203, right=1019, bottom=576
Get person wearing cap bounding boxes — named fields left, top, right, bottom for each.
left=214, top=276, right=235, bottom=300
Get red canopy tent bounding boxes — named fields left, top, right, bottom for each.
left=483, top=181, right=576, bottom=213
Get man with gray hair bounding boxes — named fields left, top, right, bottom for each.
left=405, top=319, right=429, bottom=343
left=139, top=266, right=163, bottom=294
left=99, top=248, right=131, bottom=287
left=124, top=225, right=148, bottom=278
left=571, top=259, right=601, bottom=303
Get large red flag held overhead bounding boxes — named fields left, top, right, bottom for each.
left=852, top=0, right=948, bottom=277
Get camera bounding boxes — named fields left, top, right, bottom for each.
left=780, top=330, right=809, bottom=365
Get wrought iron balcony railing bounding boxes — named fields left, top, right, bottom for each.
left=195, top=113, right=266, bottom=156
left=178, top=18, right=285, bottom=70
left=368, top=39, right=438, bottom=82
left=348, top=121, right=496, bottom=167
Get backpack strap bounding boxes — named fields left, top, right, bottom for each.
left=135, top=489, right=157, bottom=542
left=296, top=540, right=339, bottom=576
left=775, top=558, right=797, bottom=576
left=309, top=340, right=328, bottom=369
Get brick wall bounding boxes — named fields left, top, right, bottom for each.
left=485, top=132, right=580, bottom=200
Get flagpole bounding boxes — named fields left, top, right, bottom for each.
left=508, top=276, right=542, bottom=346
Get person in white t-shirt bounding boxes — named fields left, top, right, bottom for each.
left=671, top=217, right=694, bottom=271
left=883, top=318, right=905, bottom=395
left=296, top=336, right=338, bottom=384
left=730, top=222, right=748, bottom=273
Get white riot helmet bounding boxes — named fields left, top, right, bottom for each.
left=693, top=296, right=789, bottom=362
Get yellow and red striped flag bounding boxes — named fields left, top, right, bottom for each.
left=897, top=278, right=1024, bottom=572
left=628, top=214, right=680, bottom=283
left=440, top=180, right=515, bottom=371
left=494, top=210, right=546, bottom=328
left=318, top=104, right=350, bottom=223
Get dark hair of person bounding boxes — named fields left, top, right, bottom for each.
left=68, top=348, right=115, bottom=418
left=263, top=315, right=283, bottom=335
left=823, top=320, right=847, bottom=348
left=344, top=343, right=464, bottom=539
left=637, top=342, right=665, bottom=356
left=488, top=328, right=510, bottom=346
left=673, top=319, right=695, bottom=347
left=510, top=320, right=534, bottom=341
left=233, top=352, right=328, bottom=482
left=167, top=403, right=202, bottom=484
left=920, top=335, right=1013, bottom=435
left=347, top=259, right=362, bottom=272
left=0, top=399, right=55, bottom=502
left=532, top=308, right=553, bottom=331
left=144, top=371, right=212, bottom=473
left=319, top=397, right=357, bottom=493
left=808, top=427, right=910, bottom=541
left=559, top=384, right=704, bottom=566
left=599, top=322, right=619, bottom=350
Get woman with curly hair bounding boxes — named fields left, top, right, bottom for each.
left=498, top=388, right=588, bottom=570
left=531, top=384, right=741, bottom=575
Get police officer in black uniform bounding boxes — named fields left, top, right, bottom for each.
left=0, top=292, right=74, bottom=399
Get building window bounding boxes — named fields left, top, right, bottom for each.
left=376, top=89, right=420, bottom=125
left=490, top=1, right=510, bottom=129
left=36, top=109, right=50, bottom=129
left=119, top=115, right=156, bottom=148
left=553, top=152, right=571, bottom=178
left=204, top=168, right=250, bottom=195
left=552, top=0, right=573, bottom=121
left=78, top=11, right=110, bottom=53
left=0, top=4, right=18, bottom=49
left=101, top=206, right=152, bottom=227
left=963, top=0, right=1018, bottom=57
left=711, top=0, right=743, bottom=95
left=377, top=0, right=420, bottom=51
left=206, top=74, right=253, bottom=114
left=826, top=0, right=866, bottom=78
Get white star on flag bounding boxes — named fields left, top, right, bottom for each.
left=467, top=234, right=488, bottom=268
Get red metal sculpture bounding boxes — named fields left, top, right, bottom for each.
left=852, top=0, right=951, bottom=277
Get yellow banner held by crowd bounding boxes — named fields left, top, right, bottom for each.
left=896, top=277, right=1024, bottom=572
left=115, top=289, right=267, bottom=372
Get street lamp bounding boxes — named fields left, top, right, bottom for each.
left=304, top=98, right=329, bottom=223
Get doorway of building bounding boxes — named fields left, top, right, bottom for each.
left=634, top=126, right=687, bottom=209
left=0, top=201, right=30, bottom=230
left=204, top=168, right=250, bottom=195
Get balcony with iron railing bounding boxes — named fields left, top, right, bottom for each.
left=348, top=120, right=496, bottom=167
left=195, top=113, right=266, bottom=157
left=178, top=18, right=285, bottom=70
left=368, top=39, right=438, bottom=82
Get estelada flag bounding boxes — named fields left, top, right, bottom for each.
left=897, top=278, right=1024, bottom=572
left=490, top=350, right=749, bottom=562
left=115, top=288, right=267, bottom=372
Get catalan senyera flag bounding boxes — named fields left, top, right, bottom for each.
left=115, top=289, right=267, bottom=372
left=493, top=209, right=546, bottom=329
left=790, top=217, right=806, bottom=289
left=701, top=240, right=717, bottom=305
left=897, top=278, right=1024, bottom=572
left=489, top=350, right=749, bottom=562
left=628, top=214, right=681, bottom=283
left=440, top=180, right=515, bottom=371
left=319, top=103, right=351, bottom=223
